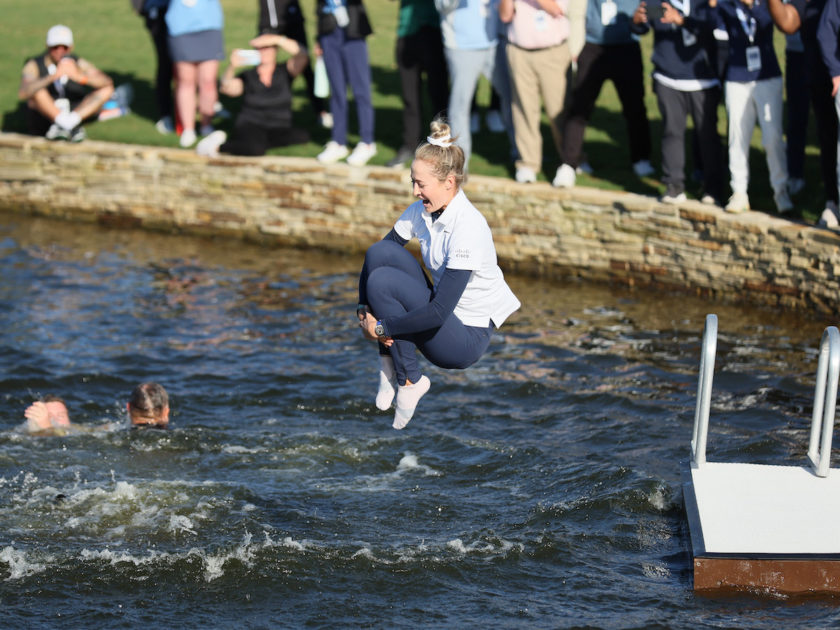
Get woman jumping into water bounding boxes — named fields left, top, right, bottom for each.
left=357, top=118, right=520, bottom=429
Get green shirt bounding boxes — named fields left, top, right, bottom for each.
left=397, top=0, right=441, bottom=38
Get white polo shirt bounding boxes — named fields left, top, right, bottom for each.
left=393, top=189, right=521, bottom=328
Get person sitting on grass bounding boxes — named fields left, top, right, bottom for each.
left=18, top=25, right=114, bottom=143
left=196, top=32, right=310, bottom=157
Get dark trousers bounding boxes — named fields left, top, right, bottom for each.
left=785, top=49, right=809, bottom=180
left=655, top=82, right=721, bottom=198
left=396, top=26, right=450, bottom=151
left=221, top=122, right=309, bottom=156
left=561, top=41, right=651, bottom=168
left=144, top=11, right=173, bottom=120
left=808, top=62, right=839, bottom=204
left=360, top=240, right=491, bottom=385
left=319, top=27, right=374, bottom=145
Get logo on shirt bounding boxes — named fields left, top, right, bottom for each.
left=452, top=247, right=471, bottom=259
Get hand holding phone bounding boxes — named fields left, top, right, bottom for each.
left=645, top=2, right=666, bottom=22
left=235, top=49, right=261, bottom=66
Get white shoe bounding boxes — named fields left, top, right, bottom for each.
left=774, top=189, right=794, bottom=214
left=700, top=193, right=717, bottom=205
left=552, top=163, right=576, bottom=188
left=317, top=141, right=349, bottom=163
left=155, top=116, right=174, bottom=135
left=319, top=111, right=333, bottom=129
left=486, top=109, right=505, bottom=133
left=633, top=159, right=655, bottom=177
left=515, top=166, right=536, bottom=183
left=470, top=112, right=480, bottom=134
left=661, top=191, right=687, bottom=204
left=787, top=177, right=805, bottom=196
left=45, top=123, right=69, bottom=141
left=818, top=201, right=840, bottom=229
left=346, top=142, right=377, bottom=166
left=393, top=375, right=430, bottom=430
left=196, top=130, right=227, bottom=157
left=179, top=128, right=197, bottom=148
left=725, top=191, right=750, bottom=214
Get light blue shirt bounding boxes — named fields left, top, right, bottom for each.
left=165, top=0, right=224, bottom=37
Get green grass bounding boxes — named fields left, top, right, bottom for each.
left=0, top=0, right=825, bottom=220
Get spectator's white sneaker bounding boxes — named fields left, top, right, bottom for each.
left=179, top=128, right=197, bottom=148
left=774, top=189, right=794, bottom=214
left=486, top=109, right=505, bottom=133
left=725, top=192, right=750, bottom=214
left=45, top=123, right=69, bottom=141
left=552, top=163, right=576, bottom=188
left=196, top=130, right=227, bottom=157
left=317, top=141, right=349, bottom=163
left=818, top=201, right=840, bottom=229
left=393, top=375, right=430, bottom=430
left=155, top=116, right=174, bottom=135
left=661, top=190, right=687, bottom=204
left=515, top=166, right=537, bottom=183
left=346, top=142, right=377, bottom=166
left=633, top=159, right=655, bottom=177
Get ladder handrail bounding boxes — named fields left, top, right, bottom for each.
left=807, top=326, right=840, bottom=478
left=691, top=314, right=717, bottom=468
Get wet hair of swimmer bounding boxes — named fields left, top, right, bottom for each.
left=127, top=382, right=170, bottom=428
left=414, top=117, right=467, bottom=188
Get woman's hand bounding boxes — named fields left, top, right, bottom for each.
left=359, top=311, right=393, bottom=347
left=661, top=2, right=684, bottom=25
left=633, top=2, right=648, bottom=24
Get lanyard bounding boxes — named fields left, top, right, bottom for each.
left=735, top=5, right=757, bottom=44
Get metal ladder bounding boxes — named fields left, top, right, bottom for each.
left=690, top=314, right=840, bottom=478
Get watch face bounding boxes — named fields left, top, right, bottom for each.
left=375, top=324, right=384, bottom=336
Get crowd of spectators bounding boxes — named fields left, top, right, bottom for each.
left=17, top=0, right=840, bottom=227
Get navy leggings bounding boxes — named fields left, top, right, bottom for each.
left=361, top=240, right=492, bottom=386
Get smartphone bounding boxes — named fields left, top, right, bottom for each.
left=237, top=49, right=261, bottom=66
left=646, top=2, right=666, bottom=22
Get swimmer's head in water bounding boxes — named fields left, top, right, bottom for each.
left=127, top=382, right=170, bottom=427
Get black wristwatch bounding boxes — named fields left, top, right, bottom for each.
left=375, top=321, right=385, bottom=337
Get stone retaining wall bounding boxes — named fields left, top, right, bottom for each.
left=1, top=131, right=838, bottom=314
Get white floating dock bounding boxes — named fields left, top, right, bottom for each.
left=683, top=316, right=840, bottom=594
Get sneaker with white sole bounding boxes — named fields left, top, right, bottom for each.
left=633, top=159, right=655, bottom=177
left=45, top=123, right=69, bottom=141
left=818, top=201, right=840, bottom=229
left=515, top=166, right=537, bottom=183
left=346, top=142, right=377, bottom=166
left=155, top=116, right=175, bottom=135
left=196, top=130, right=227, bottom=157
left=725, top=191, right=750, bottom=214
left=317, top=141, right=350, bottom=163
left=179, top=128, right=197, bottom=148
left=68, top=126, right=86, bottom=143
left=774, top=189, right=794, bottom=214
left=486, top=109, right=505, bottom=133
left=552, top=163, right=576, bottom=188
left=660, top=191, right=688, bottom=204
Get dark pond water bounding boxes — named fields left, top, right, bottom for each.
left=1, top=211, right=838, bottom=628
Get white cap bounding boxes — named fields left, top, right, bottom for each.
left=46, top=25, right=74, bottom=48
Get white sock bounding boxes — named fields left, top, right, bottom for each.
left=393, top=375, right=430, bottom=430
left=55, top=111, right=81, bottom=131
left=376, top=355, right=398, bottom=410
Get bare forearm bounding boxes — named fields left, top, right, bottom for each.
left=768, top=0, right=800, bottom=33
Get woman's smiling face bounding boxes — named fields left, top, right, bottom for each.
left=410, top=159, right=456, bottom=213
